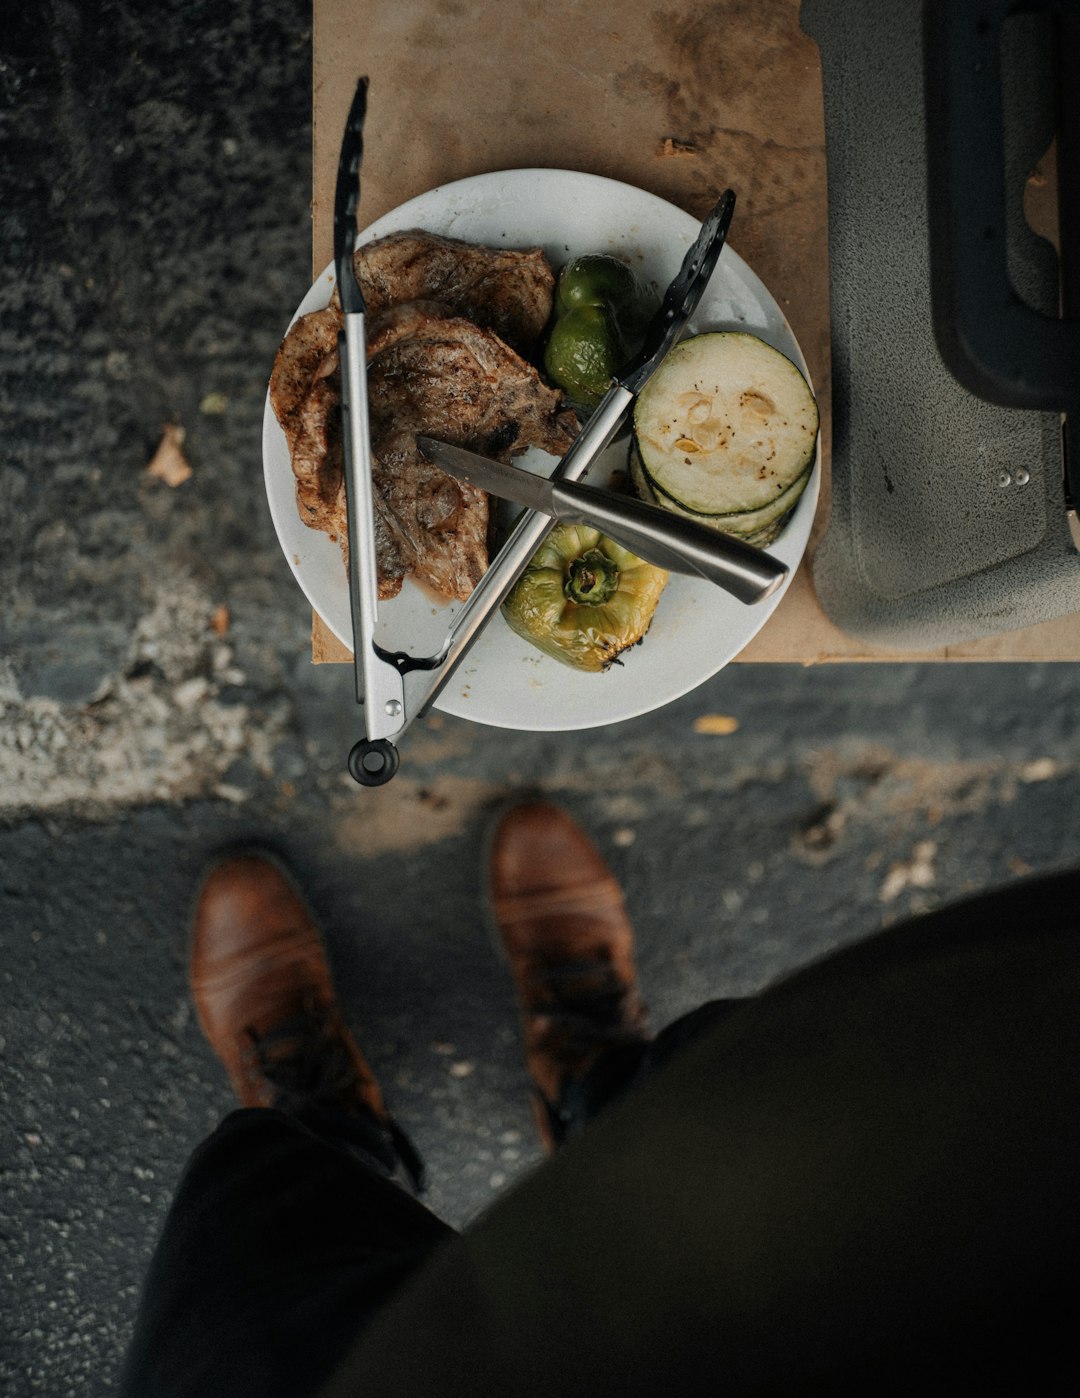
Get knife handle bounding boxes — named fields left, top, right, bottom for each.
left=549, top=479, right=789, bottom=605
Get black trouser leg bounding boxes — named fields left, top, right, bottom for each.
left=119, top=1108, right=454, bottom=1398
left=553, top=998, right=744, bottom=1140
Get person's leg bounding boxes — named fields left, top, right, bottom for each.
left=557, top=995, right=744, bottom=1135
left=489, top=800, right=741, bottom=1145
left=120, top=1108, right=453, bottom=1398
left=119, top=852, right=455, bottom=1398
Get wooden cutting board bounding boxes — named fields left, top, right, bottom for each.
left=305, top=0, right=1076, bottom=663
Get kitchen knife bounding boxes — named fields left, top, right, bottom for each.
left=417, top=437, right=788, bottom=605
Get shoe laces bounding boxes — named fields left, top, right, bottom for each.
left=241, top=993, right=427, bottom=1194
left=242, top=990, right=372, bottom=1116
left=529, top=955, right=647, bottom=1050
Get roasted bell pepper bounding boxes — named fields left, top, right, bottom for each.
left=502, top=522, right=669, bottom=672
left=543, top=255, right=653, bottom=411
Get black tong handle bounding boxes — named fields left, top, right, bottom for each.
left=334, top=78, right=369, bottom=316
left=622, top=189, right=736, bottom=395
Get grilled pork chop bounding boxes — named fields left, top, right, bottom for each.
left=268, top=306, right=342, bottom=533
left=270, top=234, right=574, bottom=602
left=362, top=301, right=575, bottom=600
left=349, top=230, right=554, bottom=351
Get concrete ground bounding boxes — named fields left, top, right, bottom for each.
left=2, top=4, right=1079, bottom=1395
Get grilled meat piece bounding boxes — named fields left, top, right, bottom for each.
left=269, top=236, right=574, bottom=602
left=362, top=302, right=576, bottom=601
left=350, top=230, right=555, bottom=352
left=268, top=306, right=342, bottom=533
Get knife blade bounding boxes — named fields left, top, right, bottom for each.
left=417, top=437, right=788, bottom=606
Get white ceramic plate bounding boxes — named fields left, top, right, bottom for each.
left=262, top=168, right=820, bottom=732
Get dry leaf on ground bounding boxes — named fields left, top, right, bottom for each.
left=693, top=714, right=740, bottom=735
left=146, top=424, right=192, bottom=487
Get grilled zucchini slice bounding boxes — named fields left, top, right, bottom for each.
left=629, top=441, right=811, bottom=538
left=633, top=332, right=818, bottom=518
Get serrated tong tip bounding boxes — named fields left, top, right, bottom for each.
left=334, top=77, right=369, bottom=314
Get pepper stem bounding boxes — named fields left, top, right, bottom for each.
left=564, top=548, right=620, bottom=606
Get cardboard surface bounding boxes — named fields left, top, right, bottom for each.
left=306, top=0, right=1078, bottom=664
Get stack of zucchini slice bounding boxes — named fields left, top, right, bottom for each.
left=631, top=332, right=819, bottom=548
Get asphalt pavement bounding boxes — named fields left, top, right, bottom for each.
left=2, top=4, right=1080, bottom=1395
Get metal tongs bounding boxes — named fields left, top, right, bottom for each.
left=335, top=78, right=409, bottom=785
left=335, top=78, right=748, bottom=786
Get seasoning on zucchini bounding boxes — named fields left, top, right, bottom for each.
left=502, top=522, right=669, bottom=672
left=632, top=331, right=818, bottom=537
left=544, top=254, right=654, bottom=412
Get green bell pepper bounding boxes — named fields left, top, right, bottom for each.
left=502, top=522, right=669, bottom=672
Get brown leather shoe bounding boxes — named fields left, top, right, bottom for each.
left=489, top=802, right=649, bottom=1150
left=190, top=851, right=388, bottom=1121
